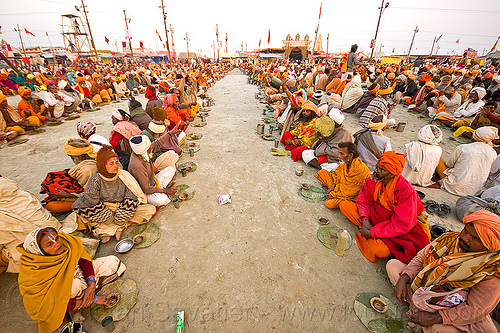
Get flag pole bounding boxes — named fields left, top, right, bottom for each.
left=311, top=2, right=322, bottom=60
left=15, top=25, right=26, bottom=57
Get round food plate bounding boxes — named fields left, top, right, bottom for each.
left=187, top=133, right=203, bottom=140
left=192, top=122, right=207, bottom=127
left=115, top=238, right=134, bottom=254
left=298, top=186, right=325, bottom=202
left=317, top=224, right=353, bottom=250
left=262, top=134, right=276, bottom=141
left=181, top=143, right=200, bottom=153
left=176, top=161, right=197, bottom=172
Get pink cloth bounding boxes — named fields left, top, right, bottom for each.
left=109, top=121, right=141, bottom=141
left=357, top=176, right=430, bottom=263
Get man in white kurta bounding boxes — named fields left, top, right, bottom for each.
left=440, top=127, right=499, bottom=196
left=402, top=125, right=443, bottom=187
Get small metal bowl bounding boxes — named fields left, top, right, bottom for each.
left=179, top=193, right=189, bottom=200
left=370, top=297, right=388, bottom=314
left=301, top=183, right=310, bottom=190
left=106, top=293, right=120, bottom=308
left=318, top=217, right=330, bottom=225
left=133, top=234, right=144, bottom=245
left=115, top=238, right=134, bottom=254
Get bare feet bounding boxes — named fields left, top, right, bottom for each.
left=101, top=236, right=111, bottom=243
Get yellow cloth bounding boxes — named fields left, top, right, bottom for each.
left=5, top=125, right=25, bottom=134
left=453, top=126, right=475, bottom=137
left=315, top=158, right=371, bottom=203
left=17, top=232, right=92, bottom=333
left=25, top=115, right=41, bottom=127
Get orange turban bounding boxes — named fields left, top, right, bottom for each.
left=301, top=101, right=318, bottom=114
left=368, top=83, right=380, bottom=93
left=484, top=71, right=494, bottom=79
left=379, top=151, right=405, bottom=175
left=0, top=94, right=6, bottom=104
left=387, top=73, right=395, bottom=80
left=420, top=74, right=431, bottom=82
left=463, top=210, right=500, bottom=251
left=77, top=77, right=85, bottom=83
left=18, top=86, right=31, bottom=97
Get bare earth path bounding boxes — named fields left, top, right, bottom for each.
left=0, top=69, right=432, bottom=332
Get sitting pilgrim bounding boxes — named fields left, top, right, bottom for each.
left=0, top=175, right=61, bottom=275
left=340, top=151, right=431, bottom=263
left=72, top=145, right=156, bottom=243
left=76, top=120, right=111, bottom=153
left=141, top=119, right=182, bottom=171
left=109, top=108, right=141, bottom=170
left=314, top=141, right=371, bottom=209
left=280, top=101, right=319, bottom=162
left=354, top=114, right=392, bottom=171
left=401, top=125, right=443, bottom=187
left=43, top=138, right=98, bottom=213
left=437, top=127, right=498, bottom=196
left=386, top=210, right=500, bottom=333
left=128, top=131, right=180, bottom=207
left=18, top=227, right=124, bottom=332
left=301, top=110, right=352, bottom=171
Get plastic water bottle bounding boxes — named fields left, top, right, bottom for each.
left=335, top=230, right=349, bottom=256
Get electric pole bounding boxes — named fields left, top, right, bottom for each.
left=326, top=33, right=329, bottom=58
left=216, top=24, right=220, bottom=62
left=212, top=41, right=216, bottom=61
left=407, top=26, right=418, bottom=57
left=184, top=32, right=190, bottom=61
left=80, top=0, right=99, bottom=60
left=225, top=33, right=228, bottom=53
left=370, top=0, right=389, bottom=60
left=14, top=25, right=26, bottom=57
left=159, top=0, right=171, bottom=61
left=123, top=10, right=134, bottom=61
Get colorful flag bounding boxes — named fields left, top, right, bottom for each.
left=122, top=41, right=126, bottom=48
left=490, top=37, right=499, bottom=53
left=105, top=36, right=109, bottom=44
left=456, top=39, right=460, bottom=44
left=155, top=30, right=163, bottom=42
left=267, top=30, right=270, bottom=44
left=24, top=28, right=35, bottom=37
left=140, top=41, right=144, bottom=48
left=392, top=48, right=395, bottom=53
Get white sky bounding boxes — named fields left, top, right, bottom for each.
left=1, top=0, right=499, bottom=57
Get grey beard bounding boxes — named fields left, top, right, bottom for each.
left=371, top=172, right=383, bottom=181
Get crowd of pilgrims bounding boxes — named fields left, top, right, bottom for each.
left=0, top=60, right=232, bottom=332
left=1, top=48, right=500, bottom=332
left=241, top=47, right=500, bottom=332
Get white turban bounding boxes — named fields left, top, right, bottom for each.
left=472, top=126, right=499, bottom=146
left=130, top=135, right=152, bottom=162
left=112, top=108, right=124, bottom=121
left=57, top=80, right=68, bottom=89
left=148, top=120, right=166, bottom=134
left=470, top=87, right=487, bottom=100
left=328, top=107, right=345, bottom=125
left=417, top=125, right=443, bottom=145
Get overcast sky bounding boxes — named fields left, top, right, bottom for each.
left=1, top=0, right=499, bottom=57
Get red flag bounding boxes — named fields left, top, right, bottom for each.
left=122, top=41, right=126, bottom=48
left=140, top=41, right=144, bottom=48
left=490, top=37, right=499, bottom=53
left=267, top=30, right=270, bottom=44
left=105, top=36, right=109, bottom=44
left=392, top=48, right=395, bottom=53
left=258, top=39, right=261, bottom=48
left=24, top=28, right=35, bottom=37
left=319, top=2, right=322, bottom=19
left=155, top=30, right=163, bottom=42
left=456, top=39, right=460, bottom=44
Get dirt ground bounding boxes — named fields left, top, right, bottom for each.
left=0, top=69, right=476, bottom=332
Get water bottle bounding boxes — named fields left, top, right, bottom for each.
left=335, top=230, right=349, bottom=256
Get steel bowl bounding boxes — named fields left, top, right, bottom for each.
left=115, top=238, right=134, bottom=254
